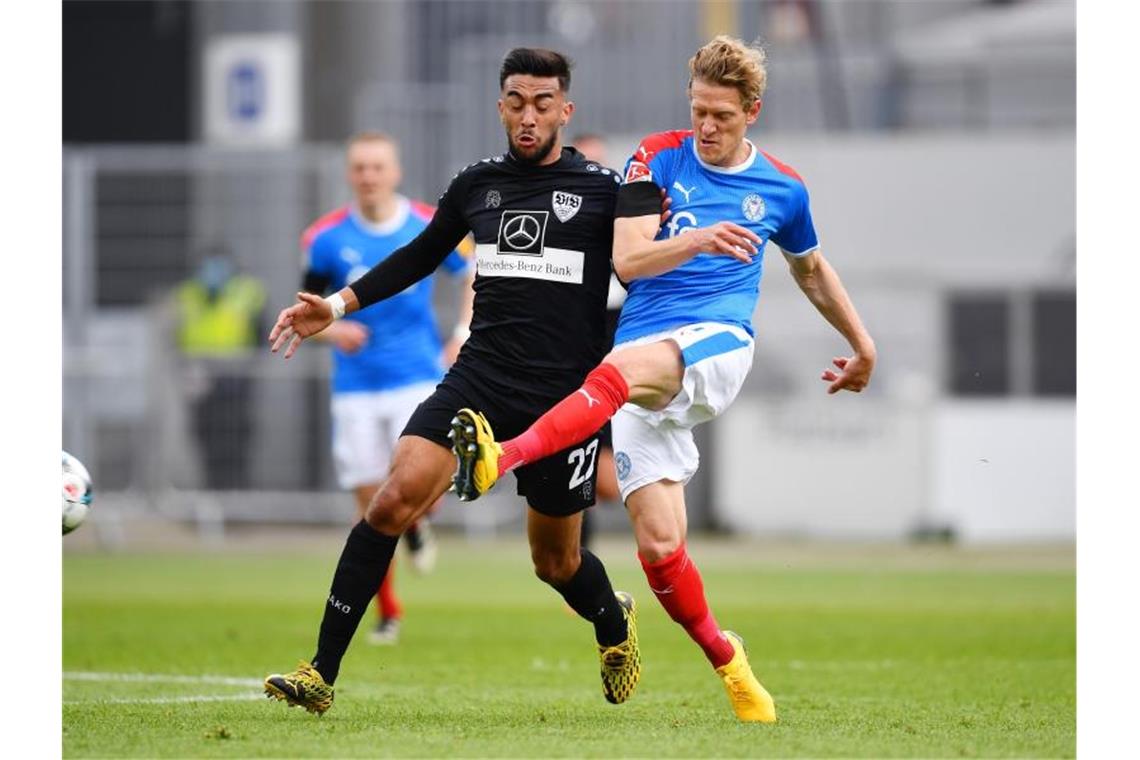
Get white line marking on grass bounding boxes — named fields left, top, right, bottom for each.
left=64, top=671, right=264, bottom=687
left=64, top=693, right=265, bottom=706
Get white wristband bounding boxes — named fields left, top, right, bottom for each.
left=325, top=293, right=347, bottom=320
left=452, top=323, right=471, bottom=341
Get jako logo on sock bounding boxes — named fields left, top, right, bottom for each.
left=328, top=594, right=352, bottom=614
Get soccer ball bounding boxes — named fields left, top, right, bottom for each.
left=62, top=450, right=93, bottom=535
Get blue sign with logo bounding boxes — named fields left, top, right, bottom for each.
left=227, top=61, right=265, bottom=122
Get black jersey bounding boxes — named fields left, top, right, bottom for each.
left=347, top=146, right=620, bottom=396
left=438, top=148, right=620, bottom=389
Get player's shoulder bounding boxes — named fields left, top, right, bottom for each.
left=565, top=152, right=623, bottom=190
left=456, top=154, right=510, bottom=180
left=407, top=198, right=437, bottom=223
left=633, top=130, right=693, bottom=163
left=437, top=155, right=506, bottom=202
left=757, top=148, right=806, bottom=185
left=301, top=205, right=351, bottom=250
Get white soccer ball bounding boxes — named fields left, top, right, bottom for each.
left=62, top=450, right=93, bottom=535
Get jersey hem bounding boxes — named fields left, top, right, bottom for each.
left=782, top=243, right=820, bottom=258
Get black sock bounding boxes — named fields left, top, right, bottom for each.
left=311, top=520, right=398, bottom=684
left=554, top=549, right=628, bottom=647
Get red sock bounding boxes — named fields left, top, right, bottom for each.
left=376, top=565, right=401, bottom=620
left=639, top=544, right=734, bottom=668
left=498, top=363, right=629, bottom=476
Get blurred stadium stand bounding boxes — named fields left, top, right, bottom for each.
left=62, top=0, right=1074, bottom=547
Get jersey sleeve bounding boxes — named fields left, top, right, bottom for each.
left=410, top=197, right=473, bottom=277
left=348, top=172, right=473, bottom=310
left=615, top=131, right=687, bottom=218
left=770, top=182, right=820, bottom=257
left=304, top=229, right=336, bottom=278
left=300, top=207, right=348, bottom=274
left=432, top=171, right=472, bottom=240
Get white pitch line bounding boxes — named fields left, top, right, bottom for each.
left=64, top=693, right=265, bottom=706
left=64, top=671, right=263, bottom=687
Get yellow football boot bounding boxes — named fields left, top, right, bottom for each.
left=715, top=631, right=776, bottom=723
left=264, top=661, right=334, bottom=715
left=449, top=409, right=502, bottom=501
left=598, top=591, right=641, bottom=704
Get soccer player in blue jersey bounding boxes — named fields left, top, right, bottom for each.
left=302, top=132, right=473, bottom=645
left=452, top=36, right=876, bottom=722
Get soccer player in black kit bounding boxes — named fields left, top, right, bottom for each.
left=263, top=48, right=641, bottom=715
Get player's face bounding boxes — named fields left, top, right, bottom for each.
left=498, top=74, right=574, bottom=166
left=346, top=140, right=402, bottom=208
left=688, top=78, right=761, bottom=167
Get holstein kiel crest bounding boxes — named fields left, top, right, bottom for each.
left=741, top=193, right=766, bottom=222
left=552, top=190, right=582, bottom=223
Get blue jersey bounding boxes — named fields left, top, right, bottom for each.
left=615, top=130, right=819, bottom=344
left=302, top=196, right=470, bottom=393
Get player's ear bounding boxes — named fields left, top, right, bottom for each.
left=746, top=98, right=762, bottom=125
left=561, top=100, right=575, bottom=126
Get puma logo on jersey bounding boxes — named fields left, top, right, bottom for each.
left=577, top=388, right=600, bottom=408
left=672, top=181, right=697, bottom=203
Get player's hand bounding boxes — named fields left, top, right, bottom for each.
left=326, top=321, right=369, bottom=354
left=692, top=221, right=761, bottom=264
left=269, top=292, right=334, bottom=359
left=820, top=352, right=875, bottom=394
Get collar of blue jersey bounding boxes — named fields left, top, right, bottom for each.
left=350, top=195, right=410, bottom=236
left=691, top=138, right=757, bottom=175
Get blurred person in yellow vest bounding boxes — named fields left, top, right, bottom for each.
left=176, top=250, right=266, bottom=490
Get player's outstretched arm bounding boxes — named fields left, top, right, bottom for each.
left=784, top=249, right=876, bottom=394
left=613, top=215, right=759, bottom=281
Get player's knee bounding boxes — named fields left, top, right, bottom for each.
left=532, top=549, right=580, bottom=586
left=364, top=478, right=420, bottom=534
left=637, top=535, right=683, bottom=565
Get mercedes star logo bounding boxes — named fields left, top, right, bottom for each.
left=504, top=214, right=541, bottom=248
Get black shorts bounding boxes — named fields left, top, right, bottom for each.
left=402, top=358, right=603, bottom=517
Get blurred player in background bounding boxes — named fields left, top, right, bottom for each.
left=300, top=132, right=474, bottom=645
left=569, top=133, right=622, bottom=550
left=453, top=36, right=876, bottom=723
left=264, top=49, right=647, bottom=715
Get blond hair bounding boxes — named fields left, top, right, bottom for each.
left=688, top=35, right=768, bottom=108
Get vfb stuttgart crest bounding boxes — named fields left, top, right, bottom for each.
left=552, top=190, right=582, bottom=223
left=741, top=193, right=766, bottom=222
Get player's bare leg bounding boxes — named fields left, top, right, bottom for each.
left=627, top=480, right=776, bottom=723
left=595, top=447, right=620, bottom=503
left=265, top=436, right=453, bottom=714
left=527, top=506, right=641, bottom=704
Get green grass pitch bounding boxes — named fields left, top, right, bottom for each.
left=63, top=535, right=1074, bottom=757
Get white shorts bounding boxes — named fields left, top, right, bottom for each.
left=330, top=381, right=438, bottom=490
left=611, top=322, right=754, bottom=502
